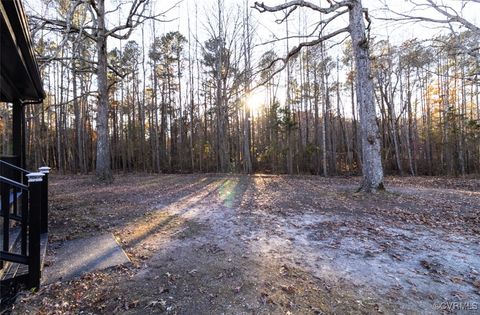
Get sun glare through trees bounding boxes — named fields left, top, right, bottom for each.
left=245, top=90, right=265, bottom=116
left=1, top=0, right=479, bottom=313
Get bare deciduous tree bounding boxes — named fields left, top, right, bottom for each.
left=253, top=0, right=384, bottom=191
left=30, top=0, right=176, bottom=182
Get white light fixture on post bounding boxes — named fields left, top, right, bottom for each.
left=26, top=172, right=44, bottom=183
left=38, top=166, right=51, bottom=174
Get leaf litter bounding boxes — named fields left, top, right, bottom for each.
left=10, top=174, right=480, bottom=314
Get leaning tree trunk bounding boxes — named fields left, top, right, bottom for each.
left=95, top=0, right=113, bottom=182
left=349, top=0, right=384, bottom=191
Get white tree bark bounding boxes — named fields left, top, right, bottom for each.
left=349, top=0, right=384, bottom=191
left=95, top=0, right=112, bottom=181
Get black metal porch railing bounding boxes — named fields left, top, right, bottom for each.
left=0, top=159, right=49, bottom=305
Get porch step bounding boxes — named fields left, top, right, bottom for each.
left=0, top=227, right=21, bottom=280
left=0, top=233, right=48, bottom=282
left=0, top=233, right=48, bottom=308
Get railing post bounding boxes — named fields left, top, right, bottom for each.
left=26, top=172, right=44, bottom=290
left=38, top=166, right=50, bottom=234
left=0, top=181, right=9, bottom=270
left=21, top=173, right=29, bottom=255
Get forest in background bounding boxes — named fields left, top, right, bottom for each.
left=0, top=0, right=479, bottom=177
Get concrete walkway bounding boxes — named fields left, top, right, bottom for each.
left=42, top=234, right=130, bottom=284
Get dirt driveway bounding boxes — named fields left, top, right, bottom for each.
left=11, top=174, right=480, bottom=314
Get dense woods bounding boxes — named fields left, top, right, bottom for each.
left=1, top=0, right=479, bottom=178
left=2, top=2, right=480, bottom=312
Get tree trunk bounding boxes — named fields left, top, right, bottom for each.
left=349, top=0, right=384, bottom=191
left=242, top=1, right=253, bottom=174
left=95, top=0, right=113, bottom=182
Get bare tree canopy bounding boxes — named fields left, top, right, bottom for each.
left=253, top=0, right=384, bottom=191
left=0, top=0, right=477, bottom=187
left=27, top=0, right=178, bottom=181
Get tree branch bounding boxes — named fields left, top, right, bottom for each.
left=252, top=0, right=352, bottom=15
left=253, top=26, right=350, bottom=90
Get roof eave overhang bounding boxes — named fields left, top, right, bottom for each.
left=0, top=0, right=45, bottom=103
